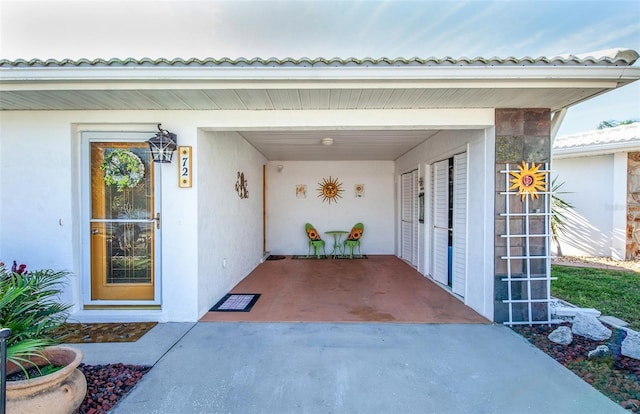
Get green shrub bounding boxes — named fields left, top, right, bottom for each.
left=0, top=261, right=71, bottom=376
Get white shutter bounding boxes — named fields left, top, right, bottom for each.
left=401, top=172, right=414, bottom=262
left=411, top=170, right=419, bottom=265
left=452, top=152, right=468, bottom=297
left=432, top=160, right=449, bottom=285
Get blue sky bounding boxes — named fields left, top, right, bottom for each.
left=1, top=0, right=639, bottom=136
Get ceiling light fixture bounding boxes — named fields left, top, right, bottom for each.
left=321, top=137, right=334, bottom=146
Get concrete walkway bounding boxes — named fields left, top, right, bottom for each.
left=75, top=322, right=624, bottom=414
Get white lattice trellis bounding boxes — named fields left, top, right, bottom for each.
left=500, top=163, right=555, bottom=325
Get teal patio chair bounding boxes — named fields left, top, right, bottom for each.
left=344, top=222, right=364, bottom=258
left=305, top=223, right=326, bottom=259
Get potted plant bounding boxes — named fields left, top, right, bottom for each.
left=1, top=261, right=87, bottom=414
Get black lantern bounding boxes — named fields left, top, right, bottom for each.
left=148, top=123, right=177, bottom=163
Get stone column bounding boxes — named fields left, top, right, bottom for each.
left=494, top=109, right=551, bottom=323
left=627, top=152, right=640, bottom=259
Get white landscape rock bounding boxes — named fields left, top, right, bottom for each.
left=587, top=345, right=612, bottom=360
left=621, top=329, right=640, bottom=360
left=548, top=326, right=573, bottom=345
left=571, top=313, right=612, bottom=341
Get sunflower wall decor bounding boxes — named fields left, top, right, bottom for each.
left=317, top=176, right=343, bottom=204
left=509, top=161, right=547, bottom=201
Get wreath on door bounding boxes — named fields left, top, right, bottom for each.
left=100, top=149, right=145, bottom=192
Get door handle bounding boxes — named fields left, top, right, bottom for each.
left=92, top=229, right=100, bottom=235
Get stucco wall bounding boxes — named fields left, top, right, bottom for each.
left=197, top=130, right=267, bottom=318
left=0, top=110, right=203, bottom=322
left=0, top=112, right=83, bottom=311
left=266, top=160, right=395, bottom=256
left=552, top=154, right=620, bottom=258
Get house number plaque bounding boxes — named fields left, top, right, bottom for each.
left=178, top=146, right=192, bottom=188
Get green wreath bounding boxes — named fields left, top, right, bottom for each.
left=100, top=149, right=145, bottom=192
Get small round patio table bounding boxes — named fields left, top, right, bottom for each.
left=324, top=230, right=349, bottom=259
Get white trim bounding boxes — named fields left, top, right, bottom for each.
left=612, top=152, right=628, bottom=260
left=2, top=65, right=639, bottom=88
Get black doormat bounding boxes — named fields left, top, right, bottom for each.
left=210, top=293, right=261, bottom=312
left=266, top=255, right=286, bottom=260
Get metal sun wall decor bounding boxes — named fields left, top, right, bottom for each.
left=509, top=161, right=547, bottom=201
left=317, top=176, right=343, bottom=204
left=235, top=171, right=249, bottom=199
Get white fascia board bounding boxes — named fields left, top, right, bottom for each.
left=1, top=65, right=639, bottom=91
left=553, top=141, right=640, bottom=158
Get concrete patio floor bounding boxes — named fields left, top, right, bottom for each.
left=200, top=255, right=488, bottom=324
left=97, top=322, right=624, bottom=414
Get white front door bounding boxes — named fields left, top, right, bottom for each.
left=431, top=153, right=468, bottom=297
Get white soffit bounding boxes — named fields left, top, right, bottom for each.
left=1, top=51, right=639, bottom=112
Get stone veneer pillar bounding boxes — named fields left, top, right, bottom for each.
left=494, top=109, right=551, bottom=323
left=627, top=152, right=640, bottom=259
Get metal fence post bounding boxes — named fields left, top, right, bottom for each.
left=0, top=327, right=11, bottom=414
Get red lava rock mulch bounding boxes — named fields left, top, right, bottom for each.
left=78, top=363, right=151, bottom=414
left=512, top=323, right=640, bottom=412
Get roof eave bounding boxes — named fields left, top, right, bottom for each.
left=553, top=140, right=640, bottom=158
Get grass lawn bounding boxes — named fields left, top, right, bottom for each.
left=551, top=265, right=640, bottom=331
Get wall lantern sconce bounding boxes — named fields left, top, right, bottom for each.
left=148, top=123, right=177, bottom=163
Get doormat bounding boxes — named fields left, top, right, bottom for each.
left=266, top=255, right=286, bottom=260
left=291, top=255, right=368, bottom=259
left=291, top=255, right=328, bottom=260
left=53, top=322, right=158, bottom=343
left=210, top=293, right=261, bottom=312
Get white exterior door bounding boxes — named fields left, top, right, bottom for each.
left=431, top=160, right=450, bottom=285
left=401, top=170, right=418, bottom=266
left=431, top=153, right=467, bottom=297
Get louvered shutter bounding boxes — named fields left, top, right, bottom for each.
left=432, top=160, right=449, bottom=285
left=452, top=153, right=467, bottom=297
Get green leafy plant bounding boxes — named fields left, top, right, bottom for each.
left=597, top=119, right=638, bottom=129
left=0, top=261, right=72, bottom=377
left=550, top=176, right=574, bottom=257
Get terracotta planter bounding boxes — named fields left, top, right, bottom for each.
left=6, top=346, right=87, bottom=414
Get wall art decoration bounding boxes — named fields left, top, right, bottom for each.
left=509, top=161, right=547, bottom=201
left=235, top=171, right=249, bottom=199
left=354, top=183, right=365, bottom=198
left=296, top=184, right=307, bottom=198
left=178, top=146, right=192, bottom=188
left=317, top=176, right=343, bottom=204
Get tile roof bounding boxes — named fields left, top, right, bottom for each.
left=553, top=123, right=640, bottom=152
left=1, top=49, right=638, bottom=67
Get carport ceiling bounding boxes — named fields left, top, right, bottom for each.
left=237, top=129, right=441, bottom=161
